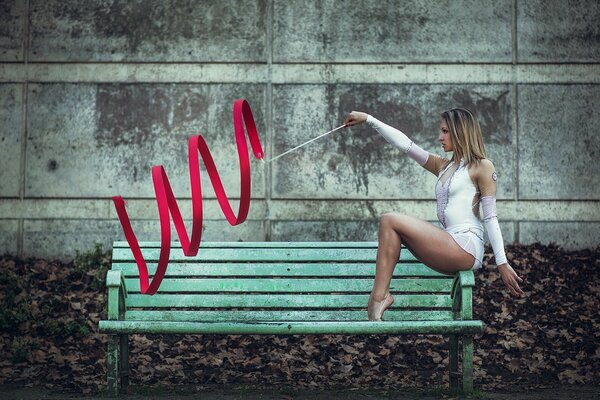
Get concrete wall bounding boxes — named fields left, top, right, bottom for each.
left=1, top=0, right=599, bottom=259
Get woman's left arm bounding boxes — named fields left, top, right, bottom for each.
left=477, top=160, right=524, bottom=297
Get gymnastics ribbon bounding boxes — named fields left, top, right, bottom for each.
left=112, top=99, right=264, bottom=295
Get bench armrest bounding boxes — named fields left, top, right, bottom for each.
left=451, top=271, right=475, bottom=320
left=106, top=270, right=127, bottom=320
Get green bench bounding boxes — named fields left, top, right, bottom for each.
left=99, top=241, right=483, bottom=395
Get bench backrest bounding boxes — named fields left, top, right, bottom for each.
left=111, top=242, right=459, bottom=322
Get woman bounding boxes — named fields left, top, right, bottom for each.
left=343, top=108, right=524, bottom=321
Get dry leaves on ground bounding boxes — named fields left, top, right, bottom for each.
left=0, top=242, right=598, bottom=393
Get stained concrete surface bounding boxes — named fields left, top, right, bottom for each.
left=518, top=0, right=600, bottom=62
left=0, top=84, right=22, bottom=197
left=271, top=220, right=516, bottom=246
left=273, top=0, right=512, bottom=62
left=518, top=85, right=600, bottom=200
left=0, top=219, right=19, bottom=255
left=1, top=0, right=599, bottom=258
left=0, top=0, right=25, bottom=62
left=520, top=222, right=600, bottom=250
left=29, top=0, right=267, bottom=62
left=272, top=84, right=514, bottom=199
left=22, top=219, right=266, bottom=260
left=25, top=83, right=267, bottom=198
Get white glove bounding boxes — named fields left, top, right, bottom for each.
left=366, top=115, right=429, bottom=166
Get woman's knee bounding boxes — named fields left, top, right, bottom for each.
left=379, top=212, right=406, bottom=229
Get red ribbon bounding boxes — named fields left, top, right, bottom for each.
left=112, top=99, right=264, bottom=295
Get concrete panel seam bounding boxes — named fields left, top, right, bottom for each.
left=18, top=82, right=27, bottom=254
left=0, top=199, right=267, bottom=220
left=16, top=0, right=30, bottom=258
left=512, top=0, right=518, bottom=64
left=3, top=63, right=600, bottom=84
left=2, top=199, right=598, bottom=221
left=19, top=80, right=27, bottom=200
left=514, top=83, right=519, bottom=202
left=19, top=0, right=29, bottom=199
left=265, top=0, right=274, bottom=241
left=20, top=0, right=29, bottom=63
left=25, top=0, right=31, bottom=64
left=17, top=219, right=23, bottom=257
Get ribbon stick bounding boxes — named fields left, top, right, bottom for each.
left=266, top=124, right=346, bottom=163
left=112, top=99, right=264, bottom=295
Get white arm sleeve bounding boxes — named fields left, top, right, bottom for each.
left=366, top=115, right=429, bottom=166
left=481, top=196, right=508, bottom=266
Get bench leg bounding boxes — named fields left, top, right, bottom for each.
left=107, top=334, right=129, bottom=396
left=107, top=335, right=120, bottom=396
left=461, top=335, right=474, bottom=393
left=120, top=334, right=130, bottom=391
left=449, top=335, right=460, bottom=389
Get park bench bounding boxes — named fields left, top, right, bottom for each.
left=99, top=241, right=483, bottom=396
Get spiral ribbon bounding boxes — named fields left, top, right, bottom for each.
left=112, top=99, right=264, bottom=295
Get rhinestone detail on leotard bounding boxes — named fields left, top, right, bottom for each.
left=435, top=159, right=463, bottom=229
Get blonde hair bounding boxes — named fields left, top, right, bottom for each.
left=441, top=108, right=487, bottom=166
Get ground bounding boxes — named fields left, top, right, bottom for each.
left=1, top=243, right=599, bottom=396
left=1, top=384, right=599, bottom=400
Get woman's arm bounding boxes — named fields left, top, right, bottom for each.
left=477, top=159, right=524, bottom=297
left=344, top=111, right=447, bottom=176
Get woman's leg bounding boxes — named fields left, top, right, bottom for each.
left=371, top=212, right=475, bottom=301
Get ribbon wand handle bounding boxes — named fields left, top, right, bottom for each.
left=266, top=124, right=346, bottom=163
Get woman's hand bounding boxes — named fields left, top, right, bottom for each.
left=497, top=263, right=524, bottom=297
left=343, top=111, right=369, bottom=126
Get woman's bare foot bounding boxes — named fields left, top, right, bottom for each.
left=368, top=292, right=394, bottom=321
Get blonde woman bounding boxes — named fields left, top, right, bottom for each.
left=343, top=108, right=524, bottom=321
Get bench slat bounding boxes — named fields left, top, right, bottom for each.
left=99, top=320, right=483, bottom=335
left=126, top=294, right=452, bottom=308
left=111, top=248, right=417, bottom=262
left=122, top=278, right=453, bottom=293
left=112, top=263, right=445, bottom=277
left=125, top=310, right=455, bottom=322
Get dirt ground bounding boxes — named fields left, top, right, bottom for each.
left=1, top=244, right=599, bottom=398
left=1, top=384, right=599, bottom=400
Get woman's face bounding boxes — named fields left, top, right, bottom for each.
left=439, top=119, right=453, bottom=152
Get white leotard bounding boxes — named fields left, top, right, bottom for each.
left=436, top=159, right=484, bottom=269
